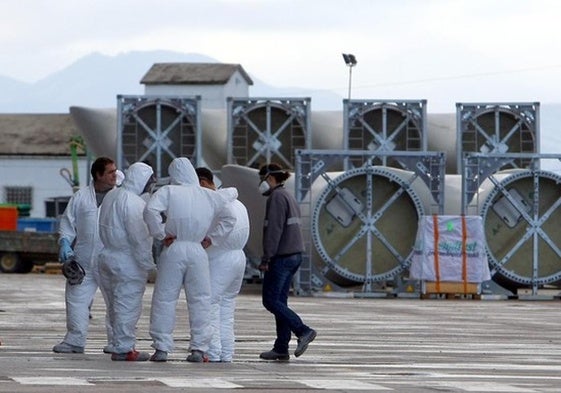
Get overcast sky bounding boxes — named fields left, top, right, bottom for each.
left=1, top=0, right=560, bottom=112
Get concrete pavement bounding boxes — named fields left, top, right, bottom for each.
left=1, top=273, right=561, bottom=392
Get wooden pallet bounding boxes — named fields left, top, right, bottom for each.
left=421, top=281, right=481, bottom=300
left=32, top=262, right=62, bottom=275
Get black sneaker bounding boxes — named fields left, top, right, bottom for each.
left=295, top=329, right=317, bottom=357
left=259, top=349, right=290, bottom=361
left=52, top=342, right=85, bottom=354
left=149, top=349, right=168, bottom=362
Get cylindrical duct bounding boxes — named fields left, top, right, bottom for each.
left=310, top=110, right=344, bottom=150
left=443, top=174, right=463, bottom=215
left=69, top=106, right=118, bottom=158
left=345, top=102, right=425, bottom=169
left=461, top=108, right=537, bottom=155
left=426, top=113, right=456, bottom=174
left=456, top=104, right=538, bottom=174
left=228, top=101, right=309, bottom=168
left=118, top=97, right=200, bottom=178
left=477, top=169, right=561, bottom=290
left=310, top=166, right=434, bottom=287
left=201, top=109, right=228, bottom=170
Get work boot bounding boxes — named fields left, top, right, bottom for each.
left=149, top=349, right=168, bottom=362
left=53, top=342, right=84, bottom=354
left=186, top=350, right=209, bottom=363
left=259, top=349, right=289, bottom=361
left=294, top=328, right=317, bottom=357
left=111, top=350, right=150, bottom=361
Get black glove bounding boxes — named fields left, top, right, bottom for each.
left=62, top=259, right=85, bottom=285
left=258, top=257, right=270, bottom=272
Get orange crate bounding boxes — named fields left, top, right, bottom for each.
left=423, top=281, right=480, bottom=294
left=0, top=206, right=18, bottom=231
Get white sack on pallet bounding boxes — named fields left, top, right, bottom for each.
left=409, top=215, right=491, bottom=283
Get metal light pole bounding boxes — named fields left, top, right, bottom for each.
left=342, top=53, right=357, bottom=100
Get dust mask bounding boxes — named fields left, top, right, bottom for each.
left=258, top=180, right=271, bottom=195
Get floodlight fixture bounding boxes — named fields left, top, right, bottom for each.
left=342, top=53, right=357, bottom=67
left=342, top=53, right=357, bottom=100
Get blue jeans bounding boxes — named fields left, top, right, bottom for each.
left=262, top=253, right=309, bottom=353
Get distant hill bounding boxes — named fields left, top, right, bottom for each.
left=0, top=50, right=343, bottom=113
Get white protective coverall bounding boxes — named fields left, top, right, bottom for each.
left=58, top=183, right=107, bottom=348
left=206, top=199, right=250, bottom=362
left=98, top=162, right=155, bottom=354
left=144, top=157, right=238, bottom=354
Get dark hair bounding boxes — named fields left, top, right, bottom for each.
left=195, top=167, right=214, bottom=184
left=258, top=163, right=290, bottom=183
left=90, top=157, right=115, bottom=180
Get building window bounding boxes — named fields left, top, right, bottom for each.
left=4, top=186, right=32, bottom=206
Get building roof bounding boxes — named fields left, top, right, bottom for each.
left=140, top=63, right=254, bottom=86
left=0, top=114, right=79, bottom=155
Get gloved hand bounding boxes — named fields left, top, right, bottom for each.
left=258, top=257, right=270, bottom=272
left=59, top=238, right=74, bottom=263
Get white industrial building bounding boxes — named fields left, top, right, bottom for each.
left=141, top=63, right=253, bottom=109
left=0, top=113, right=89, bottom=217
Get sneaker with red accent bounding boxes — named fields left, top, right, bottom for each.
left=186, top=350, right=209, bottom=363
left=111, top=350, right=150, bottom=361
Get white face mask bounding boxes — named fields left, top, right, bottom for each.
left=258, top=180, right=271, bottom=195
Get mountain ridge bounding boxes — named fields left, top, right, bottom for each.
left=0, top=50, right=343, bottom=113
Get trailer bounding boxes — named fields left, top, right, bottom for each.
left=0, top=230, right=59, bottom=273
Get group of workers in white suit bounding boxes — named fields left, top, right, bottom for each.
left=53, top=156, right=250, bottom=362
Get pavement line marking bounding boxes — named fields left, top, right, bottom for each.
left=12, top=377, right=94, bottom=386
left=422, top=372, right=561, bottom=381
left=158, top=377, right=243, bottom=388
left=434, top=381, right=539, bottom=392
left=299, top=379, right=392, bottom=390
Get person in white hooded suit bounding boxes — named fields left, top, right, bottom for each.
left=196, top=167, right=250, bottom=363
left=144, top=157, right=238, bottom=363
left=98, top=161, right=156, bottom=361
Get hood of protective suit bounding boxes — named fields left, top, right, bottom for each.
left=169, top=157, right=198, bottom=186
left=116, top=170, right=125, bottom=186
left=122, top=162, right=154, bottom=195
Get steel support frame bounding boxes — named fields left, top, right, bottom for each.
left=116, top=95, right=202, bottom=179
left=294, top=149, right=445, bottom=295
left=456, top=102, right=540, bottom=174
left=342, top=99, right=428, bottom=170
left=226, top=97, right=311, bottom=169
left=462, top=152, right=561, bottom=295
